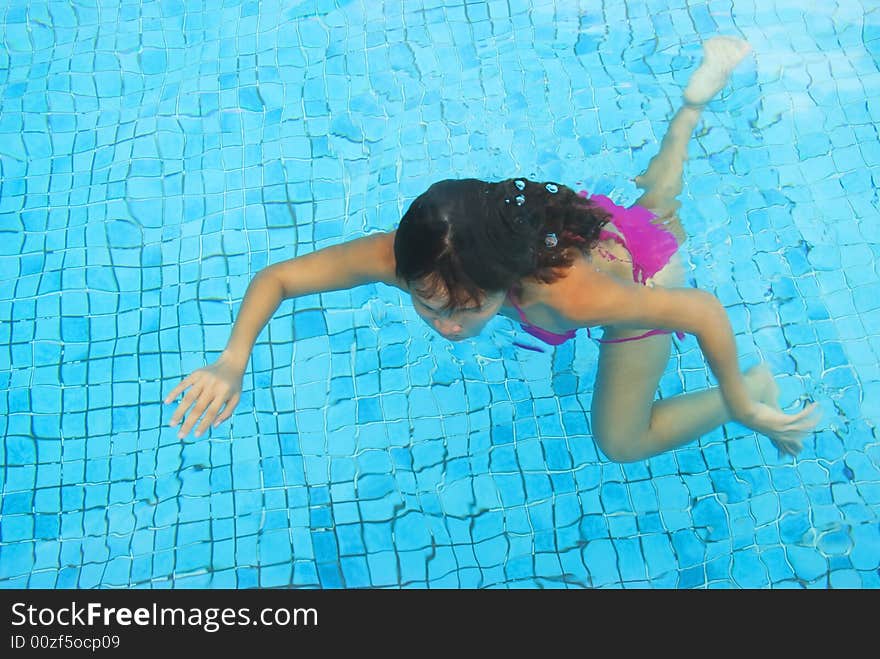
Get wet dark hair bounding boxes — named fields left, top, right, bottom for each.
left=393, top=178, right=611, bottom=310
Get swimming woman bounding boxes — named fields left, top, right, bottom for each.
left=165, top=37, right=820, bottom=463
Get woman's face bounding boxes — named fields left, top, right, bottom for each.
left=411, top=285, right=507, bottom=341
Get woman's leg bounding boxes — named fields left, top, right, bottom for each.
left=631, top=104, right=702, bottom=243
left=590, top=37, right=755, bottom=463
left=591, top=338, right=776, bottom=463
left=633, top=36, right=753, bottom=242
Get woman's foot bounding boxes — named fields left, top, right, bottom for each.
left=683, top=36, right=752, bottom=106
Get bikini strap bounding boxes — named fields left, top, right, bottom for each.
left=598, top=228, right=627, bottom=247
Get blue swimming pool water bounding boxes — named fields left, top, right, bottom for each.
left=1, top=0, right=878, bottom=588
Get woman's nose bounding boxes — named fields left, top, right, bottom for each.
left=434, top=318, right=462, bottom=334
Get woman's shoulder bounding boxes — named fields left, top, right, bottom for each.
left=527, top=253, right=637, bottom=328
left=369, top=230, right=409, bottom=290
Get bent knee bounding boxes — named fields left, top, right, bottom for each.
left=593, top=427, right=648, bottom=464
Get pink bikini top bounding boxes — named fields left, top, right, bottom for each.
left=508, top=193, right=685, bottom=350
left=507, top=287, right=577, bottom=346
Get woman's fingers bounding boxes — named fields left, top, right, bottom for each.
left=763, top=402, right=821, bottom=459
left=789, top=402, right=820, bottom=426
left=194, top=399, right=226, bottom=438
left=164, top=362, right=244, bottom=438
left=774, top=440, right=800, bottom=458
left=174, top=389, right=240, bottom=438
left=178, top=393, right=215, bottom=439
left=169, top=384, right=204, bottom=428
left=765, top=403, right=820, bottom=437
left=166, top=371, right=205, bottom=425
left=164, top=373, right=197, bottom=405
left=213, top=392, right=241, bottom=427
left=177, top=387, right=223, bottom=439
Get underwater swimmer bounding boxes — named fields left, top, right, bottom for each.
left=166, top=37, right=820, bottom=462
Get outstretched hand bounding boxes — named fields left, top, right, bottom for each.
left=164, top=356, right=244, bottom=439
left=738, top=400, right=821, bottom=459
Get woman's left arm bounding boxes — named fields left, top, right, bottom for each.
left=559, top=272, right=820, bottom=451
left=572, top=280, right=755, bottom=418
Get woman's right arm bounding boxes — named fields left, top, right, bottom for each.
left=222, top=230, right=400, bottom=371
left=165, top=231, right=400, bottom=439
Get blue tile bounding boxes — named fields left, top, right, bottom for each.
left=583, top=539, right=620, bottom=587
left=829, top=569, right=862, bottom=588
left=850, top=524, right=880, bottom=570
left=787, top=546, right=828, bottom=582
left=671, top=529, right=705, bottom=569
left=286, top=561, right=316, bottom=587
left=635, top=512, right=662, bottom=535
left=337, top=555, right=369, bottom=588
left=473, top=533, right=508, bottom=568
left=705, top=556, right=732, bottom=584
left=779, top=511, right=811, bottom=545
left=641, top=532, right=676, bottom=580
left=314, top=561, right=342, bottom=588
left=677, top=565, right=704, bottom=589
left=751, top=492, right=780, bottom=526
left=692, top=497, right=730, bottom=542
left=600, top=482, right=631, bottom=513
left=390, top=512, right=430, bottom=552
left=732, top=547, right=770, bottom=588
left=549, top=493, right=580, bottom=528
left=4, top=0, right=880, bottom=591
left=710, top=469, right=751, bottom=504
left=607, top=512, right=639, bottom=538
left=628, top=480, right=659, bottom=513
